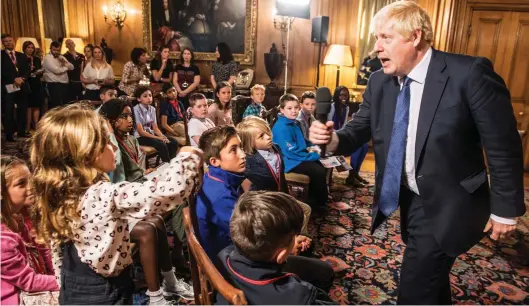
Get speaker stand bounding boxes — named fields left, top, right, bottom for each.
left=315, top=42, right=323, bottom=88
left=284, top=18, right=292, bottom=95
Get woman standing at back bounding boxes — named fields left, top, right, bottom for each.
left=210, top=42, right=238, bottom=89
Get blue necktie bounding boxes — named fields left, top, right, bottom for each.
left=379, top=76, right=412, bottom=216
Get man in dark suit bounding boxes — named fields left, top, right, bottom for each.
left=309, top=1, right=525, bottom=304
left=1, top=33, right=29, bottom=141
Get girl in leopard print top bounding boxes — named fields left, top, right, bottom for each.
left=30, top=104, right=203, bottom=304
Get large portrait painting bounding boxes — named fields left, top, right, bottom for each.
left=142, top=0, right=257, bottom=64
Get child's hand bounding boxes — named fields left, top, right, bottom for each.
left=145, top=168, right=155, bottom=175
left=160, top=136, right=170, bottom=143
left=291, top=235, right=312, bottom=255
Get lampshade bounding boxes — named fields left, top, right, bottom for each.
left=44, top=38, right=52, bottom=53
left=323, top=44, right=353, bottom=67
left=15, top=37, right=40, bottom=52
left=60, top=38, right=85, bottom=54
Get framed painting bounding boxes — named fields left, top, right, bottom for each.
left=142, top=0, right=257, bottom=65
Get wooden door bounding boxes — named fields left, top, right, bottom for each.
left=466, top=10, right=529, bottom=122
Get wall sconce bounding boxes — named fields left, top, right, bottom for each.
left=103, top=1, right=127, bottom=30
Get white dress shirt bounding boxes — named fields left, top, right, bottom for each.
left=329, top=47, right=515, bottom=225
left=42, top=53, right=74, bottom=83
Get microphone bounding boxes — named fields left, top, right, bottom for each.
left=315, top=87, right=333, bottom=156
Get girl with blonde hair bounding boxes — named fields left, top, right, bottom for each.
left=30, top=104, right=203, bottom=304
left=1, top=156, right=59, bottom=305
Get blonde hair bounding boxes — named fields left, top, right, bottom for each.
left=370, top=1, right=433, bottom=45
left=250, top=84, right=265, bottom=96
left=1, top=155, right=28, bottom=232
left=237, top=116, right=272, bottom=154
left=30, top=103, right=110, bottom=246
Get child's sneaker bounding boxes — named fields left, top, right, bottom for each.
left=163, top=278, right=195, bottom=301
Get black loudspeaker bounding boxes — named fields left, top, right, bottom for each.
left=311, top=16, right=329, bottom=43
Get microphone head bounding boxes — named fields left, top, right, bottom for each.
left=315, top=87, right=332, bottom=115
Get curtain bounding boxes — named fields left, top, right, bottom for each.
left=1, top=0, right=41, bottom=39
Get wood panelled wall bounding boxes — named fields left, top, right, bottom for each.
left=2, top=0, right=457, bottom=95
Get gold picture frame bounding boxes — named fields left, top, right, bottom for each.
left=142, top=0, right=257, bottom=65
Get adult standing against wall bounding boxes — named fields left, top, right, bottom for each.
left=173, top=47, right=200, bottom=109
left=22, top=41, right=44, bottom=132
left=63, top=39, right=86, bottom=102
left=210, top=42, right=238, bottom=89
left=309, top=1, right=525, bottom=304
left=81, top=46, right=115, bottom=101
left=1, top=34, right=30, bottom=141
left=43, top=41, right=73, bottom=110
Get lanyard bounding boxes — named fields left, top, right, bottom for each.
left=226, top=256, right=294, bottom=285
left=116, top=136, right=139, bottom=164
left=263, top=152, right=281, bottom=191
left=207, top=172, right=224, bottom=183
left=8, top=51, right=18, bottom=72
left=168, top=100, right=183, bottom=118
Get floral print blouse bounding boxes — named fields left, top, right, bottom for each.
left=52, top=152, right=201, bottom=277
left=118, top=61, right=145, bottom=96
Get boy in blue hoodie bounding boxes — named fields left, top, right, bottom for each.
left=272, top=94, right=328, bottom=208
left=196, top=125, right=247, bottom=260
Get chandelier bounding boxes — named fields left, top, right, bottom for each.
left=103, top=1, right=127, bottom=30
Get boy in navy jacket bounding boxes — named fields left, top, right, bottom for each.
left=272, top=94, right=328, bottom=208
left=217, top=191, right=335, bottom=305
left=196, top=126, right=246, bottom=260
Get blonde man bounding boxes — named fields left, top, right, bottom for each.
left=309, top=1, right=524, bottom=304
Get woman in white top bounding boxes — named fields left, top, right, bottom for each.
left=81, top=46, right=115, bottom=101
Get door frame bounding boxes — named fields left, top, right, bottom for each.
left=448, top=0, right=529, bottom=54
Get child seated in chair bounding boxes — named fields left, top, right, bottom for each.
left=195, top=126, right=246, bottom=260
left=217, top=191, right=335, bottom=305
left=133, top=86, right=179, bottom=163
left=159, top=82, right=187, bottom=146
left=272, top=94, right=328, bottom=208
left=95, top=85, right=118, bottom=112
left=187, top=93, right=215, bottom=148
left=236, top=116, right=312, bottom=237
left=242, top=84, right=267, bottom=119
left=296, top=91, right=317, bottom=142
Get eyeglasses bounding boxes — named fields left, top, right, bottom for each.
left=118, top=113, right=133, bottom=119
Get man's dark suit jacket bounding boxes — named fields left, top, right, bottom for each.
left=335, top=49, right=525, bottom=256
left=1, top=49, right=29, bottom=94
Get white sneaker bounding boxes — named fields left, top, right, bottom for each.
left=163, top=278, right=195, bottom=301
left=149, top=296, right=178, bottom=305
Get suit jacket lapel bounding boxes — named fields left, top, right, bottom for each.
left=383, top=77, right=400, bottom=160
left=414, top=50, right=449, bottom=167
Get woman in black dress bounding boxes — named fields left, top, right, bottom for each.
left=172, top=47, right=200, bottom=109
left=22, top=41, right=44, bottom=131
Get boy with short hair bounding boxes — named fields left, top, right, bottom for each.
left=217, top=191, right=335, bottom=305
left=242, top=84, right=267, bottom=119
left=196, top=125, right=247, bottom=260
left=96, top=85, right=118, bottom=112
left=159, top=82, right=187, bottom=146
left=297, top=91, right=317, bottom=141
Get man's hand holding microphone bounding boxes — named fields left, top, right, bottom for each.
left=310, top=87, right=338, bottom=154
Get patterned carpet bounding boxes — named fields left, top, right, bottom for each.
left=313, top=171, right=529, bottom=305
left=3, top=138, right=528, bottom=305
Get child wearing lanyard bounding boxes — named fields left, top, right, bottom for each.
left=236, top=116, right=312, bottom=236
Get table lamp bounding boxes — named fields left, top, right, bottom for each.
left=323, top=44, right=353, bottom=89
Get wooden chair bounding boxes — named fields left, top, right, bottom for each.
left=183, top=206, right=247, bottom=305
left=285, top=173, right=310, bottom=203
left=140, top=145, right=161, bottom=168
